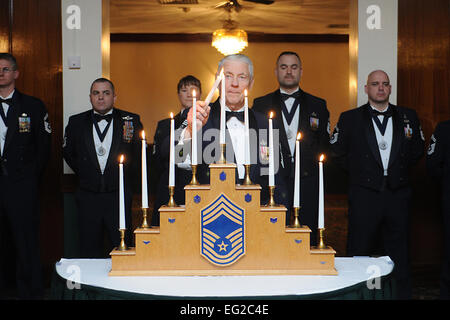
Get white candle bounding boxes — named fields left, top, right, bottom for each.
left=244, top=89, right=250, bottom=165
left=220, top=72, right=226, bottom=144
left=268, top=112, right=274, bottom=186
left=169, top=112, right=175, bottom=187
left=293, top=133, right=302, bottom=207
left=204, top=68, right=223, bottom=106
left=141, top=131, right=148, bottom=208
left=318, top=154, right=325, bottom=229
left=192, top=89, right=197, bottom=165
left=119, top=155, right=126, bottom=230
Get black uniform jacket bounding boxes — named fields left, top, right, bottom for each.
left=63, top=108, right=143, bottom=193
left=330, top=103, right=424, bottom=191
left=0, top=89, right=51, bottom=180
left=252, top=89, right=330, bottom=180
left=427, top=120, right=450, bottom=191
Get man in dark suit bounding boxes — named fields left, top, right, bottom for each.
left=178, top=54, right=288, bottom=209
left=0, top=53, right=51, bottom=299
left=426, top=120, right=450, bottom=299
left=150, top=75, right=202, bottom=226
left=252, top=51, right=330, bottom=240
left=330, top=70, right=424, bottom=299
left=63, top=78, right=143, bottom=258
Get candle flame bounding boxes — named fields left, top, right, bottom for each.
left=170, top=112, right=174, bottom=119
left=192, top=89, right=196, bottom=96
left=244, top=89, right=248, bottom=97
left=119, top=154, right=124, bottom=164
left=319, top=154, right=325, bottom=162
left=269, top=111, right=273, bottom=119
left=297, top=132, right=302, bottom=140
left=141, top=130, right=146, bottom=140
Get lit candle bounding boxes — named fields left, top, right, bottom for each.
left=220, top=71, right=226, bottom=144
left=244, top=89, right=250, bottom=165
left=119, top=155, right=126, bottom=230
left=192, top=89, right=197, bottom=165
left=169, top=112, right=175, bottom=187
left=293, top=133, right=302, bottom=208
left=268, top=112, right=274, bottom=186
left=141, top=131, right=148, bottom=209
left=318, top=154, right=325, bottom=229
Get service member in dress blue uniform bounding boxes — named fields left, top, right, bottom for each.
left=252, top=51, right=330, bottom=242
left=330, top=70, right=424, bottom=299
left=426, top=120, right=450, bottom=299
left=63, top=78, right=143, bottom=258
left=150, top=75, right=202, bottom=226
left=177, top=54, right=288, bottom=211
left=0, top=53, right=51, bottom=299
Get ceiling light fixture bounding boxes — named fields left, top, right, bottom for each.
left=211, top=19, right=248, bottom=56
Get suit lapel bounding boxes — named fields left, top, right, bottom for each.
left=363, top=104, right=383, bottom=169
left=3, top=91, right=20, bottom=153
left=388, top=104, right=402, bottom=168
left=84, top=111, right=101, bottom=173
left=297, top=89, right=310, bottom=137
left=271, top=91, right=291, bottom=161
left=104, top=109, right=122, bottom=173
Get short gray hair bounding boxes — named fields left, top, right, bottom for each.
left=217, top=54, right=254, bottom=80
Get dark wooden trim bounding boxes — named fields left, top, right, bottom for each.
left=111, top=33, right=349, bottom=43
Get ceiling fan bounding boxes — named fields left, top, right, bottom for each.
left=214, top=0, right=274, bottom=13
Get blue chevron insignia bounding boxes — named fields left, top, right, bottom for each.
left=200, top=193, right=245, bottom=266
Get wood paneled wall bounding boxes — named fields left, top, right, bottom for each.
left=0, top=0, right=63, bottom=280
left=398, top=0, right=450, bottom=266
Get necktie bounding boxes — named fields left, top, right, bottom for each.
left=92, top=112, right=113, bottom=143
left=371, top=107, right=393, bottom=136
left=179, top=108, right=189, bottom=129
left=226, top=111, right=245, bottom=122
left=0, top=98, right=12, bottom=126
left=280, top=91, right=300, bottom=125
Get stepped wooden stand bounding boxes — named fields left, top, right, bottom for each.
left=109, top=163, right=337, bottom=276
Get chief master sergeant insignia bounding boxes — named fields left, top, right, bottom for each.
left=200, top=194, right=245, bottom=266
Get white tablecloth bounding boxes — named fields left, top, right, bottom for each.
left=55, top=256, right=394, bottom=298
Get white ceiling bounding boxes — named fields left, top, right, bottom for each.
left=110, top=0, right=349, bottom=34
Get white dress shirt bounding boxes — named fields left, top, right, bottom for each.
left=177, top=105, right=246, bottom=179
left=0, top=90, right=14, bottom=156
left=370, top=105, right=393, bottom=176
left=93, top=109, right=113, bottom=174
left=280, top=88, right=300, bottom=159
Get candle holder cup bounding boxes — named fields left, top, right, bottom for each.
left=243, top=164, right=252, bottom=185
left=141, top=207, right=150, bottom=229
left=190, top=164, right=199, bottom=185
left=118, top=229, right=128, bottom=251
left=290, top=207, right=302, bottom=228
left=167, top=185, right=177, bottom=207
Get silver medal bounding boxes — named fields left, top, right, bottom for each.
left=97, top=145, right=106, bottom=156
left=286, top=128, right=293, bottom=140
left=379, top=140, right=387, bottom=150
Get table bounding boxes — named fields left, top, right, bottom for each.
left=50, top=256, right=396, bottom=300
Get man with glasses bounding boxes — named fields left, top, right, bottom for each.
left=176, top=54, right=288, bottom=211
left=0, top=53, right=51, bottom=299
left=252, top=51, right=330, bottom=237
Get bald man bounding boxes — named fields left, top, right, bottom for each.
left=330, top=70, right=424, bottom=299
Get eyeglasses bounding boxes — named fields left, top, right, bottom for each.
left=0, top=67, right=14, bottom=74
left=224, top=73, right=250, bottom=83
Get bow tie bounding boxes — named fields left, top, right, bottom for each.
left=371, top=108, right=393, bottom=118
left=226, top=111, right=244, bottom=122
left=0, top=98, right=13, bottom=106
left=93, top=113, right=113, bottom=123
left=281, top=91, right=300, bottom=102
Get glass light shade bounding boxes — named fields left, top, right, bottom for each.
left=212, top=28, right=248, bottom=56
